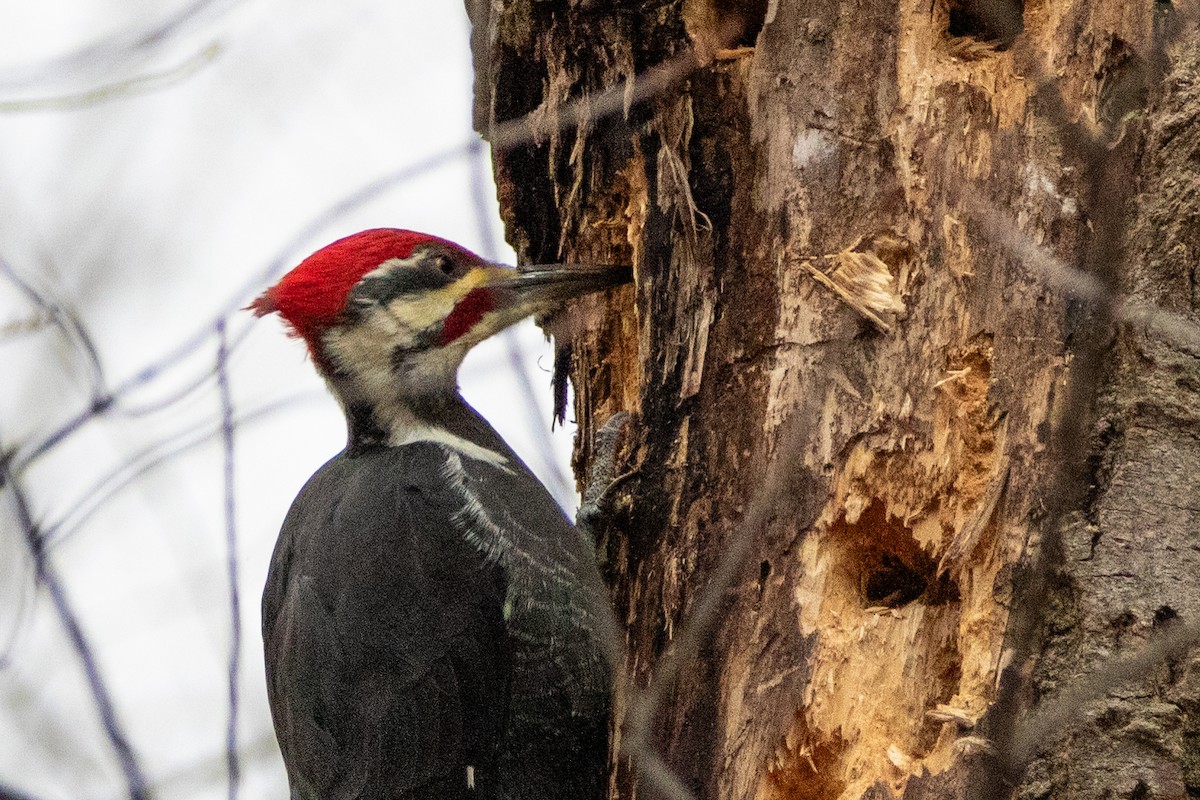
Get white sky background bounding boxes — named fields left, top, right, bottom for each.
left=0, top=2, right=578, bottom=798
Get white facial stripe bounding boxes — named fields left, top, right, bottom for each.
left=322, top=307, right=510, bottom=469
left=362, top=256, right=412, bottom=281
left=318, top=257, right=517, bottom=469
left=324, top=304, right=455, bottom=401
left=382, top=291, right=456, bottom=333
left=323, top=310, right=402, bottom=393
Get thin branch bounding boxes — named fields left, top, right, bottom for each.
left=485, top=17, right=744, bottom=153
left=621, top=416, right=807, bottom=800
left=149, top=731, right=280, bottom=798
left=0, top=781, right=44, bottom=800
left=0, top=565, right=33, bottom=669
left=42, top=393, right=323, bottom=548
left=967, top=198, right=1200, bottom=355
left=0, top=42, right=221, bottom=112
left=488, top=48, right=699, bottom=152
left=216, top=319, right=241, bottom=800
left=0, top=454, right=147, bottom=800
left=112, top=317, right=258, bottom=419
left=1009, top=619, right=1200, bottom=765
left=12, top=145, right=469, bottom=474
left=0, top=257, right=107, bottom=405
left=0, top=0, right=237, bottom=91
left=0, top=311, right=53, bottom=339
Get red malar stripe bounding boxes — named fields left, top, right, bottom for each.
left=441, top=288, right=496, bottom=344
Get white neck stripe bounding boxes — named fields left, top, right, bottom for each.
left=389, top=422, right=512, bottom=469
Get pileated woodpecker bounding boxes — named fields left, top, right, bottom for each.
left=251, top=229, right=629, bottom=799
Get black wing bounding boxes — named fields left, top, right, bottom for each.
left=262, top=446, right=509, bottom=800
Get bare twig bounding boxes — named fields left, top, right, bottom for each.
left=968, top=198, right=1200, bottom=355
left=111, top=317, right=258, bottom=419
left=0, top=258, right=107, bottom=405
left=0, top=43, right=221, bottom=112
left=0, top=0, right=237, bottom=92
left=43, top=393, right=323, bottom=548
left=0, top=454, right=148, bottom=800
left=486, top=16, right=743, bottom=152
left=967, top=22, right=1140, bottom=793
left=151, top=731, right=280, bottom=798
left=0, top=780, right=43, bottom=800
left=1009, top=620, right=1200, bottom=765
left=621, top=416, right=807, bottom=799
left=216, top=319, right=241, bottom=800
left=488, top=49, right=699, bottom=152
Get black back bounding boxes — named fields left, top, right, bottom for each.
left=262, top=401, right=610, bottom=799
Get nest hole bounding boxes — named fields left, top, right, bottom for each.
left=945, top=0, right=1024, bottom=49
left=835, top=500, right=959, bottom=609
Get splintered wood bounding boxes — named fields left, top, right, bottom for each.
left=767, top=339, right=1012, bottom=800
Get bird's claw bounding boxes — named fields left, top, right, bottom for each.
left=577, top=411, right=633, bottom=538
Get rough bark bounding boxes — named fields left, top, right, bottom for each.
left=467, top=2, right=1200, bottom=799
left=1024, top=31, right=1200, bottom=800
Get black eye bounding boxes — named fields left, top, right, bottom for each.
left=433, top=254, right=455, bottom=275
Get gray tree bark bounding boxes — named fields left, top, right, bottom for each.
left=467, top=2, right=1200, bottom=798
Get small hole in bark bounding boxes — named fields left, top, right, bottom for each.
left=864, top=553, right=927, bottom=607
left=944, top=0, right=1023, bottom=49
left=1095, top=704, right=1129, bottom=731
left=766, top=715, right=847, bottom=800
left=687, top=0, right=767, bottom=52
left=1154, top=606, right=1180, bottom=628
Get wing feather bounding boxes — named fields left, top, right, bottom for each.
left=262, top=448, right=508, bottom=800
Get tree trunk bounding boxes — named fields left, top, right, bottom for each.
left=467, top=2, right=1200, bottom=799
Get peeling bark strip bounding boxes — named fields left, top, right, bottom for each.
left=468, top=2, right=1200, bottom=799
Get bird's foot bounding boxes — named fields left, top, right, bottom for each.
left=577, top=411, right=634, bottom=539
